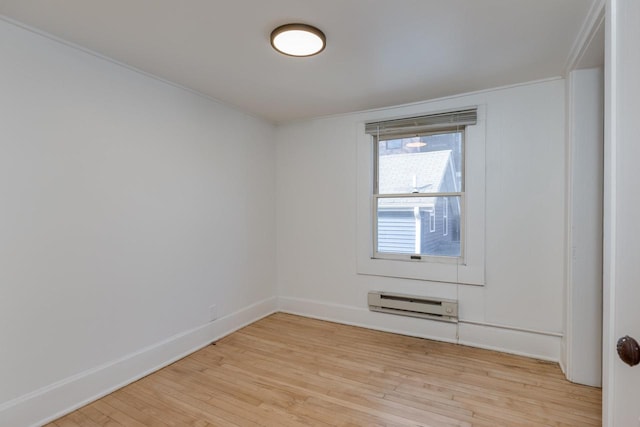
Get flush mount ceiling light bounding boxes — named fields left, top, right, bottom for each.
left=270, top=23, right=326, bottom=57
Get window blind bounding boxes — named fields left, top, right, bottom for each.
left=365, top=108, right=477, bottom=138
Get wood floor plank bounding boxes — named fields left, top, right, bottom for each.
left=45, top=313, right=601, bottom=426
left=63, top=411, right=102, bottom=427
left=51, top=417, right=83, bottom=427
left=76, top=405, right=123, bottom=426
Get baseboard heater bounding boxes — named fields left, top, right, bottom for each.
left=368, top=291, right=458, bottom=323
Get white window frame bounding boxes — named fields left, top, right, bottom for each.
left=356, top=104, right=486, bottom=285
left=372, top=128, right=464, bottom=263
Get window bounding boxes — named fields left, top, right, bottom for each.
left=366, top=109, right=475, bottom=262
left=356, top=105, right=485, bottom=285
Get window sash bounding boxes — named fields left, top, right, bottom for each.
left=373, top=129, right=465, bottom=195
left=372, top=117, right=468, bottom=262
left=376, top=192, right=462, bottom=198
left=372, top=194, right=465, bottom=262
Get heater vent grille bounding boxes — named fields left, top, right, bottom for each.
left=368, top=291, right=458, bottom=322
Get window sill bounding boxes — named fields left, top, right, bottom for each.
left=357, top=254, right=484, bottom=285
left=371, top=254, right=463, bottom=265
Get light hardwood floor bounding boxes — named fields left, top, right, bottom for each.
left=47, top=313, right=601, bottom=426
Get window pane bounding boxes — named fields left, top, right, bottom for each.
left=377, top=196, right=461, bottom=257
left=378, top=132, right=462, bottom=195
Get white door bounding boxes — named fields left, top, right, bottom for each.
left=603, top=1, right=640, bottom=426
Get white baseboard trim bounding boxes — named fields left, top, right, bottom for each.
left=279, top=296, right=561, bottom=362
left=3, top=295, right=563, bottom=426
left=457, top=322, right=561, bottom=362
left=559, top=357, right=568, bottom=377
left=0, top=297, right=278, bottom=427
left=278, top=296, right=458, bottom=344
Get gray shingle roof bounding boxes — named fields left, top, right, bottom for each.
left=378, top=150, right=452, bottom=209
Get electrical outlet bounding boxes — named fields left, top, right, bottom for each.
left=209, top=304, right=218, bottom=322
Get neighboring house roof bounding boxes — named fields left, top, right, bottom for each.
left=378, top=150, right=453, bottom=209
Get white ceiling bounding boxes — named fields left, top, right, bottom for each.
left=0, top=0, right=598, bottom=123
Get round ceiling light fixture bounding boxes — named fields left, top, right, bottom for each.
left=270, top=23, right=326, bottom=57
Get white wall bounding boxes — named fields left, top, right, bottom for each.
left=0, top=19, right=277, bottom=426
left=276, top=79, right=566, bottom=360
left=564, top=67, right=603, bottom=387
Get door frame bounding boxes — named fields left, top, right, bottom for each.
left=602, top=0, right=615, bottom=421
